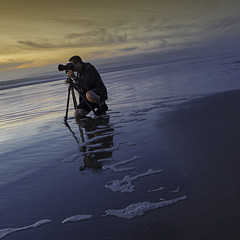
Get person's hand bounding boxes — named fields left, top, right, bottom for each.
left=65, top=78, right=72, bottom=84
left=67, top=70, right=75, bottom=79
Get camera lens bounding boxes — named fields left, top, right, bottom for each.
left=58, top=64, right=66, bottom=71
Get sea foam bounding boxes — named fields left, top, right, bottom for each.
left=62, top=215, right=93, bottom=224
left=105, top=169, right=163, bottom=192
left=103, top=156, right=141, bottom=172
left=148, top=187, right=164, bottom=193
left=104, top=196, right=187, bottom=219
left=87, top=145, right=119, bottom=154
left=0, top=219, right=51, bottom=239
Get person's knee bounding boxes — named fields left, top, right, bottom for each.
left=74, top=109, right=88, bottom=119
left=86, top=91, right=101, bottom=105
left=86, top=91, right=95, bottom=102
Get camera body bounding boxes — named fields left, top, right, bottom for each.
left=58, top=63, right=74, bottom=73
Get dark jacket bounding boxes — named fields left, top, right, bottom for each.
left=76, top=62, right=108, bottom=102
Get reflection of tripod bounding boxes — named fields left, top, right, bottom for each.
left=64, top=78, right=96, bottom=122
left=64, top=115, right=113, bottom=171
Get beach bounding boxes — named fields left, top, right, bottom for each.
left=158, top=89, right=240, bottom=239
left=1, top=54, right=240, bottom=239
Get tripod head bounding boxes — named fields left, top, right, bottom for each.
left=66, top=77, right=74, bottom=85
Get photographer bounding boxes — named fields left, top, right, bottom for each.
left=66, top=55, right=108, bottom=118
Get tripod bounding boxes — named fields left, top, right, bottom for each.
left=64, top=78, right=96, bottom=122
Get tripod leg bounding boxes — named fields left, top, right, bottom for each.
left=71, top=86, right=78, bottom=110
left=64, top=86, right=71, bottom=122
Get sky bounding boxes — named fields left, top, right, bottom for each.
left=1, top=0, right=240, bottom=80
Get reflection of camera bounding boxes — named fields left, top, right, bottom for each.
left=58, top=63, right=74, bottom=73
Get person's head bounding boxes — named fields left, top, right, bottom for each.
left=69, top=55, right=83, bottom=71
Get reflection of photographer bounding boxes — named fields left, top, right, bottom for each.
left=78, top=116, right=114, bottom=170
left=59, top=55, right=108, bottom=118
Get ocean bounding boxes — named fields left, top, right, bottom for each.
left=1, top=54, right=240, bottom=239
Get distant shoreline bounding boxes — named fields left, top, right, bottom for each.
left=1, top=53, right=239, bottom=91
left=0, top=76, right=64, bottom=91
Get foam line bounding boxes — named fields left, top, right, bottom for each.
left=0, top=219, right=52, bottom=239
left=104, top=196, right=187, bottom=219
left=87, top=145, right=119, bottom=154
left=105, top=169, right=163, bottom=192
left=103, top=156, right=141, bottom=172
left=127, top=142, right=137, bottom=146
left=171, top=187, right=181, bottom=193
left=62, top=215, right=92, bottom=224
left=79, top=134, right=114, bottom=147
left=118, top=118, right=147, bottom=123
left=148, top=187, right=164, bottom=193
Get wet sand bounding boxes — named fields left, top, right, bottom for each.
left=1, top=58, right=240, bottom=239
left=157, top=89, right=240, bottom=239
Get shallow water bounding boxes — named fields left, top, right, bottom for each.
left=1, top=55, right=240, bottom=239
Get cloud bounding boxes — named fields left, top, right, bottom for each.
left=0, top=46, right=14, bottom=55
left=11, top=27, right=128, bottom=54
left=204, top=15, right=240, bottom=33
left=117, top=47, right=138, bottom=52
left=9, top=12, right=238, bottom=59
left=1, top=0, right=240, bottom=74
left=65, top=28, right=127, bottom=47
left=17, top=41, right=55, bottom=49
left=0, top=59, right=34, bottom=71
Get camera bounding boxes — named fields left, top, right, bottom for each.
left=58, top=63, right=75, bottom=73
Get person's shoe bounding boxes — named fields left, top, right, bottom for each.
left=95, top=102, right=108, bottom=115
